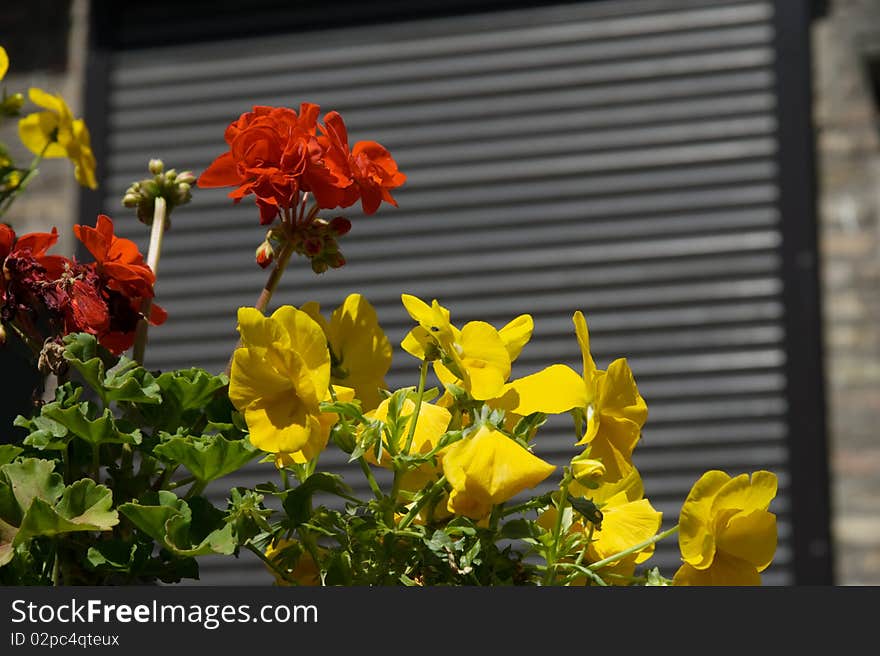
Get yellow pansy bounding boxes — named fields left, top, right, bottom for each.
left=363, top=396, right=452, bottom=491
left=673, top=470, right=778, bottom=586
left=18, top=88, right=97, bottom=189
left=228, top=306, right=335, bottom=465
left=585, top=469, right=662, bottom=577
left=274, top=385, right=355, bottom=468
left=442, top=424, right=555, bottom=520
left=401, top=294, right=533, bottom=402
left=301, top=293, right=392, bottom=411
left=572, top=312, right=647, bottom=484
left=0, top=46, right=8, bottom=81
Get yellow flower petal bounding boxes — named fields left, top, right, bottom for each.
left=711, top=470, right=778, bottom=516
left=672, top=553, right=762, bottom=586
left=573, top=311, right=597, bottom=382
left=28, top=87, right=70, bottom=115
left=401, top=294, right=454, bottom=345
left=443, top=425, right=555, bottom=519
left=588, top=498, right=662, bottom=565
left=678, top=470, right=730, bottom=569
left=228, top=348, right=293, bottom=410
left=0, top=47, right=8, bottom=81
left=325, top=294, right=391, bottom=410
left=401, top=326, right=432, bottom=361
left=18, top=111, right=67, bottom=158
left=715, top=508, right=777, bottom=572
left=455, top=321, right=510, bottom=400
left=244, top=397, right=321, bottom=455
left=498, top=314, right=533, bottom=362
left=492, top=364, right=588, bottom=416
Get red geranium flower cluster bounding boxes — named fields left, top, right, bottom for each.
left=0, top=215, right=165, bottom=356
left=197, top=103, right=406, bottom=223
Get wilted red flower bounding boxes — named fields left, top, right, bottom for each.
left=73, top=214, right=166, bottom=352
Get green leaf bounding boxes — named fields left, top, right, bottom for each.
left=119, top=491, right=234, bottom=557
left=0, top=518, right=18, bottom=567
left=0, top=446, right=23, bottom=467
left=500, top=518, right=537, bottom=540
left=158, top=368, right=228, bottom=412
left=62, top=333, right=107, bottom=397
left=42, top=402, right=142, bottom=447
left=118, top=490, right=187, bottom=544
left=0, top=458, right=64, bottom=512
left=164, top=496, right=235, bottom=557
left=282, top=473, right=352, bottom=528
left=16, top=480, right=119, bottom=542
left=153, top=434, right=258, bottom=484
left=103, top=357, right=161, bottom=404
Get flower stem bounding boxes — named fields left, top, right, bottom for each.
left=0, top=146, right=47, bottom=218
left=398, top=475, right=447, bottom=530
left=224, top=225, right=296, bottom=377
left=132, top=196, right=167, bottom=365
left=402, top=360, right=429, bottom=454
left=586, top=524, right=679, bottom=572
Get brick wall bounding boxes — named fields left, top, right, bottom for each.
left=813, top=0, right=880, bottom=584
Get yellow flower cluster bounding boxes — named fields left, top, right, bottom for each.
left=228, top=292, right=778, bottom=586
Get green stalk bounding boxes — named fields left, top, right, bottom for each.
left=398, top=475, right=447, bottom=530
left=0, top=145, right=47, bottom=218
left=402, top=360, right=429, bottom=454
left=542, top=477, right=572, bottom=586
left=132, top=196, right=167, bottom=365
left=587, top=524, right=679, bottom=572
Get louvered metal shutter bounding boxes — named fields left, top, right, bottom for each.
left=98, top=0, right=815, bottom=585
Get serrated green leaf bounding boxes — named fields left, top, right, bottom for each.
left=118, top=490, right=187, bottom=544
left=103, top=357, right=161, bottom=404
left=153, top=434, right=258, bottom=484
left=0, top=446, right=23, bottom=467
left=119, top=492, right=234, bottom=558
left=0, top=458, right=64, bottom=512
left=42, top=403, right=141, bottom=447
left=62, top=333, right=108, bottom=400
left=157, top=368, right=228, bottom=412
left=15, top=480, right=118, bottom=542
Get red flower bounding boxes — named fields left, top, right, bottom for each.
left=317, top=111, right=406, bottom=215
left=197, top=103, right=405, bottom=221
left=198, top=103, right=345, bottom=224
left=73, top=214, right=166, bottom=354
left=73, top=214, right=156, bottom=299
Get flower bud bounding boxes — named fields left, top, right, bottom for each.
left=148, top=158, right=164, bottom=175
left=176, top=171, right=196, bottom=186
left=255, top=240, right=275, bottom=269
left=164, top=169, right=178, bottom=182
left=122, top=192, right=141, bottom=207
left=329, top=216, right=351, bottom=236
left=1, top=92, right=25, bottom=116
left=311, top=259, right=329, bottom=274
left=570, top=455, right=605, bottom=487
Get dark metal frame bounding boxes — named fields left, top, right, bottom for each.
left=80, top=0, right=835, bottom=584
left=771, top=0, right=835, bottom=584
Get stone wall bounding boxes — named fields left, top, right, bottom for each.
left=813, top=0, right=880, bottom=584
